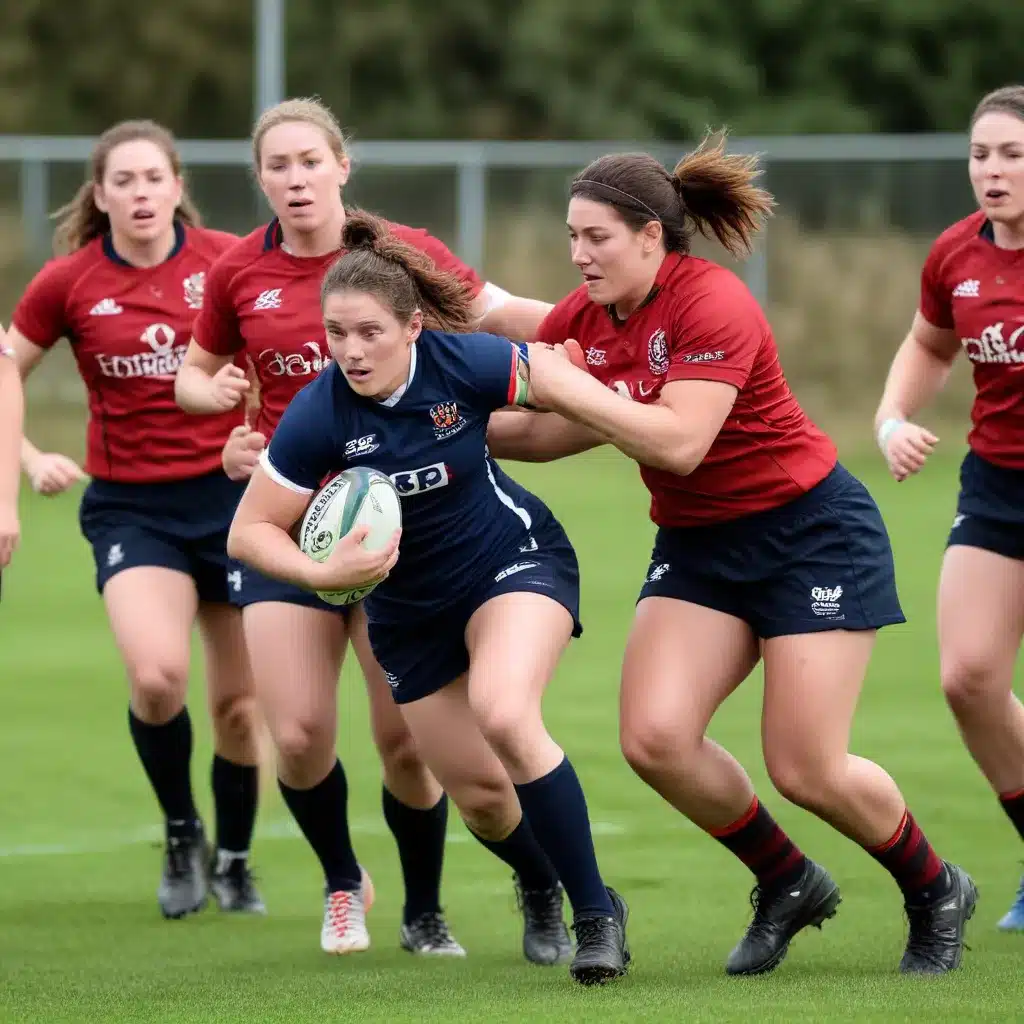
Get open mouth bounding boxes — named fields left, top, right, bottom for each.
left=346, top=367, right=371, bottom=382
left=582, top=273, right=602, bottom=284
left=288, top=198, right=313, bottom=210
left=132, top=210, right=155, bottom=222
left=986, top=188, right=1010, bottom=200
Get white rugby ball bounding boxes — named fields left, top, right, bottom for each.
left=297, top=467, right=402, bottom=606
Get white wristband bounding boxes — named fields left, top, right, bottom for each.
left=876, top=417, right=904, bottom=456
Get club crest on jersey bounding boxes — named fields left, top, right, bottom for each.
left=183, top=272, right=206, bottom=310
left=648, top=328, right=669, bottom=375
left=429, top=401, right=465, bottom=440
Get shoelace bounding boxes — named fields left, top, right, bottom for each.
left=411, top=912, right=457, bottom=948
left=572, top=915, right=611, bottom=945
left=165, top=838, right=194, bottom=879
left=327, top=890, right=357, bottom=934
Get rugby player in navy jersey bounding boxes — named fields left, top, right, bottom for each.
left=875, top=86, right=1024, bottom=930
left=0, top=326, right=22, bottom=569
left=175, top=97, right=570, bottom=961
left=5, top=122, right=264, bottom=919
left=488, top=134, right=976, bottom=976
left=226, top=211, right=629, bottom=986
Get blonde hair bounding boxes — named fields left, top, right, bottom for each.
left=51, top=120, right=200, bottom=256
left=971, top=85, right=1024, bottom=130
left=571, top=130, right=775, bottom=259
left=251, top=97, right=349, bottom=169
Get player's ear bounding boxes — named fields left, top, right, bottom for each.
left=337, top=153, right=352, bottom=189
left=407, top=309, right=423, bottom=343
left=640, top=219, right=663, bottom=254
left=171, top=175, right=184, bottom=213
left=92, top=183, right=109, bottom=214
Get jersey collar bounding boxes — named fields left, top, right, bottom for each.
left=103, top=219, right=186, bottom=267
left=604, top=251, right=684, bottom=325
left=377, top=342, right=418, bottom=408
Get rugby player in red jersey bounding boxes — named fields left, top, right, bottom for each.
left=175, top=97, right=571, bottom=962
left=875, top=86, right=1024, bottom=930
left=488, top=134, right=976, bottom=976
left=6, top=121, right=264, bottom=920
left=0, top=326, right=22, bottom=569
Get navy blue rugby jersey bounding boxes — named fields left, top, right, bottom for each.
left=260, top=329, right=560, bottom=621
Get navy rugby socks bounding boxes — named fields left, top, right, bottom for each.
left=278, top=759, right=362, bottom=891
left=382, top=786, right=448, bottom=923
left=128, top=706, right=199, bottom=830
left=211, top=754, right=259, bottom=861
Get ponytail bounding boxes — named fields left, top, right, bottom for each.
left=324, top=210, right=476, bottom=332
left=671, top=132, right=774, bottom=259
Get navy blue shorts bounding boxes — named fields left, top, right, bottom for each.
left=947, top=451, right=1024, bottom=561
left=367, top=525, right=582, bottom=705
left=78, top=471, right=245, bottom=604
left=638, top=463, right=905, bottom=638
left=231, top=562, right=353, bottom=618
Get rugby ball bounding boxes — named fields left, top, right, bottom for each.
left=297, top=467, right=402, bottom=606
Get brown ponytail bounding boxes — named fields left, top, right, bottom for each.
left=321, top=210, right=476, bottom=332
left=570, top=129, right=775, bottom=259
left=51, top=119, right=201, bottom=255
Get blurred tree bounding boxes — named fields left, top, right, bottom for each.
left=0, top=0, right=1022, bottom=139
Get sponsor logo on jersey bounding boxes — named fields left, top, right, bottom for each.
left=961, top=321, right=1024, bottom=364
left=94, top=323, right=186, bottom=380
left=585, top=347, right=607, bottom=366
left=390, top=461, right=452, bottom=496
left=343, top=434, right=379, bottom=459
left=89, top=298, right=123, bottom=316
left=429, top=401, right=466, bottom=440
left=258, top=341, right=328, bottom=377
left=952, top=279, right=980, bottom=299
left=183, top=272, right=206, bottom=310
left=681, top=350, right=726, bottom=363
left=648, top=327, right=669, bottom=375
left=253, top=288, right=283, bottom=311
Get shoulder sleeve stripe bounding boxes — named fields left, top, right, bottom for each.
left=258, top=449, right=315, bottom=495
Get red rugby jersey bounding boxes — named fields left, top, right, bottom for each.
left=192, top=218, right=484, bottom=438
left=12, top=223, right=243, bottom=483
left=919, top=210, right=1024, bottom=469
left=538, top=252, right=837, bottom=526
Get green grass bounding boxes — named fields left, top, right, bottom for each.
left=2, top=447, right=1024, bottom=1022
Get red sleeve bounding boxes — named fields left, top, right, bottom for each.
left=11, top=259, right=74, bottom=348
left=919, top=238, right=954, bottom=330
left=191, top=251, right=244, bottom=356
left=535, top=298, right=576, bottom=345
left=394, top=225, right=484, bottom=298
left=665, top=279, right=762, bottom=391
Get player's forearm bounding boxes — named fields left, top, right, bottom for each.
left=174, top=363, right=222, bottom=414
left=541, top=373, right=699, bottom=474
left=487, top=409, right=605, bottom=462
left=227, top=519, right=320, bottom=590
left=20, top=436, right=42, bottom=476
left=0, top=363, right=24, bottom=504
left=875, top=333, right=955, bottom=430
left=479, top=297, right=555, bottom=342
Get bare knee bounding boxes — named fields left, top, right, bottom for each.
left=452, top=773, right=519, bottom=839
left=766, top=753, right=843, bottom=815
left=273, top=717, right=334, bottom=774
left=374, top=720, right=426, bottom=778
left=941, top=650, right=1009, bottom=712
left=210, top=692, right=258, bottom=747
left=620, top=717, right=697, bottom=782
left=128, top=662, right=188, bottom=722
left=471, top=695, right=538, bottom=765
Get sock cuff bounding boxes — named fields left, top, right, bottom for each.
left=708, top=797, right=760, bottom=839
left=513, top=754, right=570, bottom=795
left=867, top=808, right=910, bottom=854
left=1000, top=787, right=1024, bottom=803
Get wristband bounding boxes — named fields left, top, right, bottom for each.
left=876, top=417, right=904, bottom=456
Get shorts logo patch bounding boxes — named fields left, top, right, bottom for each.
left=384, top=670, right=401, bottom=689
left=646, top=562, right=670, bottom=583
left=106, top=543, right=124, bottom=568
left=227, top=569, right=243, bottom=592
left=951, top=513, right=966, bottom=530
left=495, top=560, right=539, bottom=583
left=811, top=585, right=844, bottom=619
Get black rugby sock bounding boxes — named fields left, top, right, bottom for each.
left=999, top=788, right=1024, bottom=841
left=470, top=817, right=561, bottom=892
left=514, top=756, right=614, bottom=918
left=128, top=706, right=199, bottom=827
left=278, top=760, right=361, bottom=892
left=382, top=786, right=447, bottom=924
left=211, top=754, right=259, bottom=858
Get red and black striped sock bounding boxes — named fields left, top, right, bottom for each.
left=709, top=797, right=807, bottom=890
left=866, top=809, right=949, bottom=902
left=999, top=787, right=1024, bottom=841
